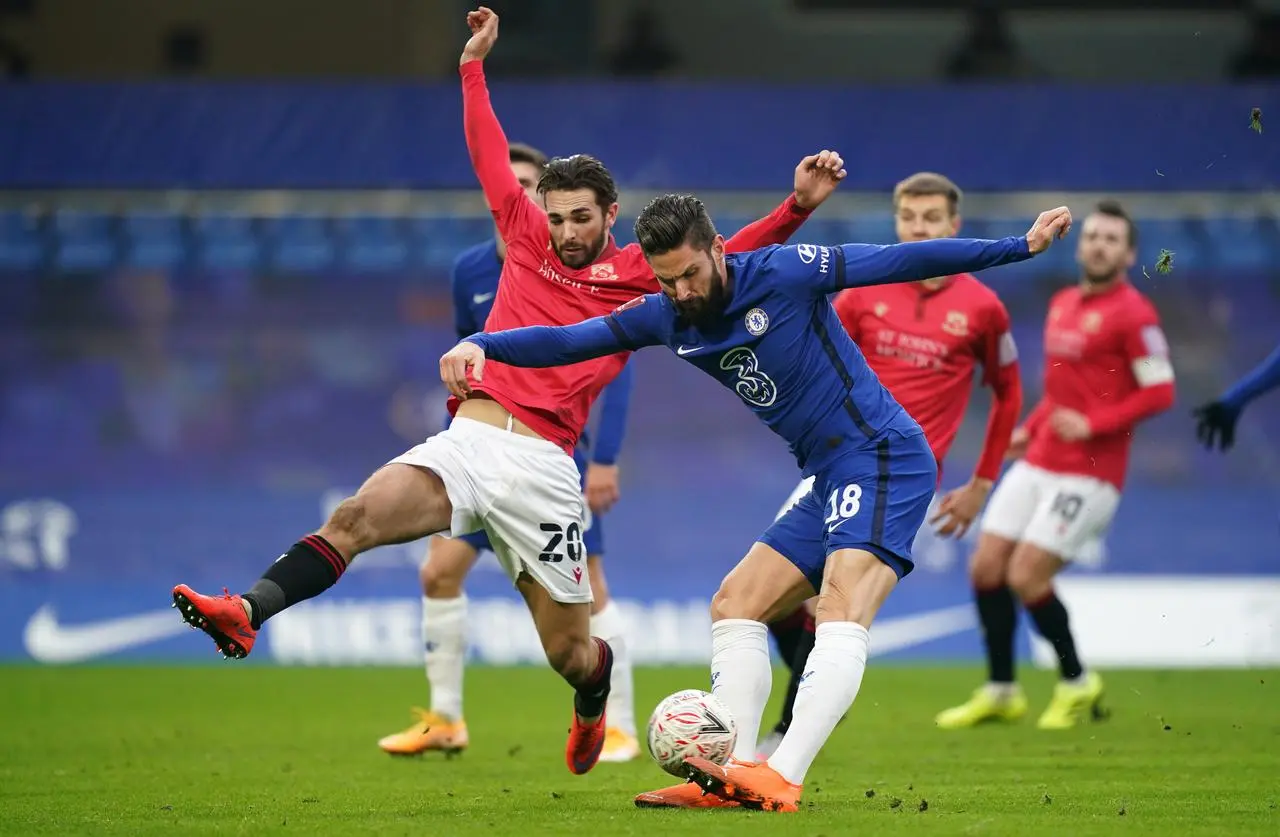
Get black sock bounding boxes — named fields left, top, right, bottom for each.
left=1026, top=592, right=1083, bottom=680
left=975, top=586, right=1018, bottom=683
left=241, top=534, right=348, bottom=630
left=768, top=608, right=808, bottom=669
left=776, top=617, right=816, bottom=734
left=573, top=637, right=614, bottom=720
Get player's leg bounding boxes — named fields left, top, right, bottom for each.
left=378, top=533, right=481, bottom=755
left=685, top=436, right=936, bottom=811
left=173, top=453, right=459, bottom=659
left=1011, top=474, right=1120, bottom=729
left=585, top=513, right=640, bottom=762
left=634, top=529, right=818, bottom=810
left=935, top=461, right=1043, bottom=728
left=483, top=434, right=613, bottom=774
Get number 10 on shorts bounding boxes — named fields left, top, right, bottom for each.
left=824, top=484, right=862, bottom=531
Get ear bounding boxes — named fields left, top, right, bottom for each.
left=711, top=234, right=726, bottom=259
left=604, top=202, right=620, bottom=230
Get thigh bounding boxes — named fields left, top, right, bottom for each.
left=487, top=440, right=594, bottom=605
left=516, top=572, right=592, bottom=660
left=979, top=461, right=1044, bottom=543
left=759, top=486, right=828, bottom=594
left=820, top=434, right=937, bottom=580
left=339, top=462, right=454, bottom=546
left=387, top=421, right=492, bottom=538
left=1021, top=473, right=1121, bottom=562
left=714, top=541, right=818, bottom=623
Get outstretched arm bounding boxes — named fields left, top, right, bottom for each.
left=1221, top=342, right=1280, bottom=411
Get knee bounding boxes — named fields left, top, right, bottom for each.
left=710, top=576, right=765, bottom=622
left=813, top=551, right=895, bottom=626
left=421, top=550, right=465, bottom=598
left=1006, top=556, right=1054, bottom=603
left=968, top=536, right=1013, bottom=591
left=323, top=496, right=375, bottom=552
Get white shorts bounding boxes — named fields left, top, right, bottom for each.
left=979, top=461, right=1120, bottom=562
left=390, top=418, right=592, bottom=604
left=777, top=476, right=816, bottom=520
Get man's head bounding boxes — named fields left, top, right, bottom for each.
left=508, top=142, right=548, bottom=204
left=1076, top=200, right=1137, bottom=285
left=893, top=171, right=962, bottom=243
left=538, top=154, right=619, bottom=268
left=634, top=194, right=727, bottom=328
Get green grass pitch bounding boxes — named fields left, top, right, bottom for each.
left=2, top=665, right=1277, bottom=835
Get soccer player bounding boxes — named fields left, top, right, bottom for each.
left=1193, top=342, right=1280, bottom=451
left=441, top=194, right=1072, bottom=810
left=935, top=200, right=1175, bottom=731
left=170, top=5, right=839, bottom=777
left=377, top=141, right=642, bottom=762
left=758, top=172, right=1023, bottom=758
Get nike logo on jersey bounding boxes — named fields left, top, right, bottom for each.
left=23, top=604, right=192, bottom=663
left=472, top=292, right=495, bottom=304
left=676, top=345, right=702, bottom=356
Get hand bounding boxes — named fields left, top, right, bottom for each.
left=439, top=341, right=487, bottom=399
left=793, top=150, right=847, bottom=210
left=1192, top=400, right=1240, bottom=451
left=929, top=478, right=993, bottom=539
left=584, top=463, right=621, bottom=515
left=1025, top=206, right=1073, bottom=254
left=1049, top=407, right=1092, bottom=442
left=460, top=6, right=499, bottom=65
left=1006, top=426, right=1031, bottom=460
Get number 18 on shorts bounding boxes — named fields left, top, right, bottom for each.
left=760, top=432, right=938, bottom=590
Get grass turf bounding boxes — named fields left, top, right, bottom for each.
left=2, top=664, right=1277, bottom=835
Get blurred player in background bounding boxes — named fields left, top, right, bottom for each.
left=759, top=172, right=1022, bottom=758
left=1194, top=342, right=1280, bottom=451
left=936, top=200, right=1175, bottom=731
left=444, top=192, right=1072, bottom=811
left=377, top=141, right=642, bottom=763
left=171, top=5, right=837, bottom=778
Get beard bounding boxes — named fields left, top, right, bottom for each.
left=555, top=229, right=608, bottom=269
left=673, top=262, right=728, bottom=329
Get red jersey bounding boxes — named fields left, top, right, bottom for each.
left=1023, top=279, right=1176, bottom=489
left=453, top=61, right=813, bottom=453
left=833, top=274, right=1021, bottom=481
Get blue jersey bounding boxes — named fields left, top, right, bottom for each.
left=1221, top=342, right=1280, bottom=412
left=448, top=240, right=635, bottom=464
left=470, top=236, right=1033, bottom=477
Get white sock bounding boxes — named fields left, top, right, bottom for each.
left=709, top=619, right=772, bottom=762
left=984, top=681, right=1020, bottom=700
left=768, top=621, right=869, bottom=786
left=422, top=595, right=467, bottom=720
left=590, top=601, right=636, bottom=736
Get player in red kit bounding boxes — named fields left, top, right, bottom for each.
left=758, top=172, right=1022, bottom=757
left=168, top=5, right=844, bottom=777
left=936, top=200, right=1175, bottom=730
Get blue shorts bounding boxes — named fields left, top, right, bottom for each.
left=759, top=430, right=937, bottom=592
left=457, top=445, right=606, bottom=557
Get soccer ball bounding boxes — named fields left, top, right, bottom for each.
left=645, top=689, right=737, bottom=777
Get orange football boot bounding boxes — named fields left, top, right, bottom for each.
left=565, top=710, right=607, bottom=775
left=377, top=709, right=469, bottom=756
left=634, top=781, right=742, bottom=809
left=172, top=584, right=257, bottom=659
left=682, top=757, right=803, bottom=813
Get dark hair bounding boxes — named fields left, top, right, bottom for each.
left=1093, top=199, right=1138, bottom=247
left=634, top=194, right=719, bottom=257
left=894, top=171, right=962, bottom=215
left=508, top=142, right=548, bottom=170
left=537, top=154, right=618, bottom=210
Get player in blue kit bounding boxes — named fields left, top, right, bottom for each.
left=441, top=184, right=1073, bottom=811
left=1194, top=341, right=1280, bottom=452
left=378, top=141, right=642, bottom=763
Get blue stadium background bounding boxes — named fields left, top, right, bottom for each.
left=1, top=81, right=1277, bottom=666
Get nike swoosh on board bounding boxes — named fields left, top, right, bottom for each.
left=23, top=604, right=193, bottom=663
left=866, top=604, right=978, bottom=657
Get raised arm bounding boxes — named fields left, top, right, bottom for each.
left=459, top=9, right=543, bottom=242
left=724, top=150, right=847, bottom=252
